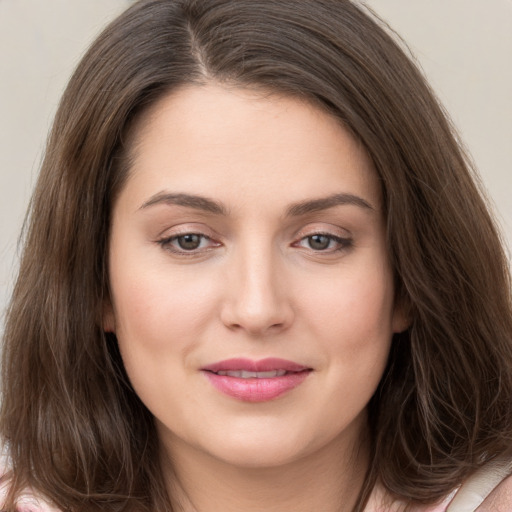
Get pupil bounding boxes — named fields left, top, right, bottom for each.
left=309, top=235, right=330, bottom=250
left=178, top=234, right=201, bottom=250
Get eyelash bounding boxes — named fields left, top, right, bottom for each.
left=157, top=233, right=219, bottom=255
left=157, top=231, right=353, bottom=256
left=293, top=233, right=353, bottom=253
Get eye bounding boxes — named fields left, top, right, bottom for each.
left=295, top=233, right=352, bottom=252
left=174, top=234, right=204, bottom=251
left=158, top=233, right=219, bottom=254
left=305, top=234, right=332, bottom=251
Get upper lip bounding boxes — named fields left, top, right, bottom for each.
left=202, top=358, right=310, bottom=373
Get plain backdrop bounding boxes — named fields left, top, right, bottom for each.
left=1, top=0, right=511, bottom=328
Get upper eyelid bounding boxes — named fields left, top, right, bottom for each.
left=159, top=232, right=216, bottom=245
left=157, top=233, right=220, bottom=256
left=294, top=233, right=352, bottom=246
left=161, top=232, right=210, bottom=241
left=293, top=223, right=351, bottom=239
left=156, top=223, right=219, bottom=239
left=155, top=222, right=352, bottom=243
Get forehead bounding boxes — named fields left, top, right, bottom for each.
left=120, top=83, right=381, bottom=213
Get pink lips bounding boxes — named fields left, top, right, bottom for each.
left=201, top=358, right=312, bottom=402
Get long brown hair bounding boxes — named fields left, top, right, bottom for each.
left=2, top=1, right=512, bottom=510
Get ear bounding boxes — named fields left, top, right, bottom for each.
left=392, top=295, right=412, bottom=334
left=102, top=299, right=116, bottom=333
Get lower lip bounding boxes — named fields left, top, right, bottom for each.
left=203, top=371, right=311, bottom=402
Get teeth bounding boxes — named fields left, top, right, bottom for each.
left=216, top=370, right=287, bottom=378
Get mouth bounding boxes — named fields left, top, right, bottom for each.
left=201, top=358, right=312, bottom=402
left=213, top=369, right=288, bottom=378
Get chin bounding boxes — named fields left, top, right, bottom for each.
left=208, top=440, right=309, bottom=469
left=197, top=420, right=348, bottom=470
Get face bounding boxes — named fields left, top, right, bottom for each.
left=105, top=84, right=406, bottom=470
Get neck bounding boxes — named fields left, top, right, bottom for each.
left=160, top=419, right=371, bottom=512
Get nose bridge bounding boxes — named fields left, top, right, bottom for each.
left=222, top=233, right=292, bottom=334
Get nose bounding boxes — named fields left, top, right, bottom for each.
left=219, top=242, right=294, bottom=336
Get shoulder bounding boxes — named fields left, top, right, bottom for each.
left=476, top=473, right=512, bottom=511
left=1, top=481, right=62, bottom=512
left=0, top=452, right=61, bottom=512
left=447, top=457, right=512, bottom=512
left=1, top=493, right=62, bottom=512
left=364, top=482, right=453, bottom=512
left=366, top=458, right=512, bottom=512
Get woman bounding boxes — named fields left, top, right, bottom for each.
left=1, top=0, right=512, bottom=510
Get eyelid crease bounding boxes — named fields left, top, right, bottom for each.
left=155, top=221, right=220, bottom=239
left=292, top=222, right=352, bottom=240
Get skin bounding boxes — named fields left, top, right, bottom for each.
left=477, top=475, right=512, bottom=511
left=104, top=84, right=408, bottom=512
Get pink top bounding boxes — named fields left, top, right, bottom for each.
left=364, top=483, right=453, bottom=512
left=0, top=477, right=60, bottom=512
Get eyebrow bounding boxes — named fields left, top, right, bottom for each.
left=285, top=193, right=375, bottom=216
left=139, top=192, right=227, bottom=215
left=139, top=191, right=374, bottom=216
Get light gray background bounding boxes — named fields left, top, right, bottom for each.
left=1, top=0, right=511, bottom=327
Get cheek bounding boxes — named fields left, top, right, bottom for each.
left=109, top=265, right=222, bottom=411
left=109, top=260, right=222, bottom=356
left=303, top=267, right=396, bottom=345
left=299, top=258, right=395, bottom=404
left=282, top=265, right=394, bottom=452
